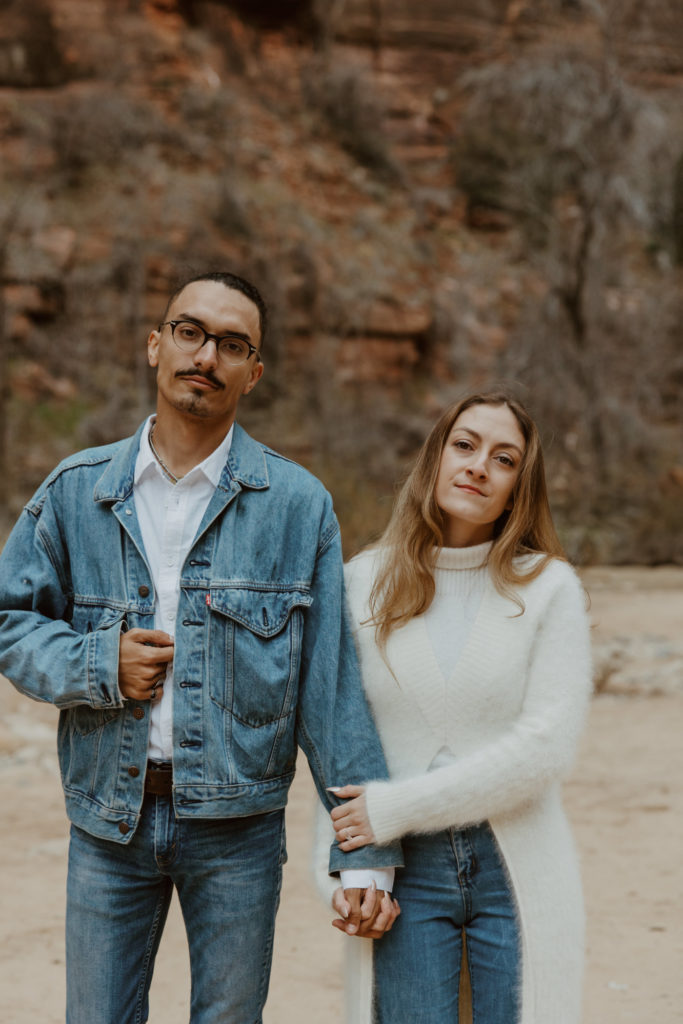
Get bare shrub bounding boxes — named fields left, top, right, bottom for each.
left=451, top=53, right=682, bottom=562
left=44, top=92, right=177, bottom=188
left=0, top=0, right=68, bottom=89
left=301, top=58, right=401, bottom=180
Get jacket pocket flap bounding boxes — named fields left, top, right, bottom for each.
left=209, top=587, right=312, bottom=637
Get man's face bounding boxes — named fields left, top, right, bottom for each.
left=147, top=280, right=264, bottom=427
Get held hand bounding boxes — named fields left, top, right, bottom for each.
left=118, top=628, right=174, bottom=702
left=329, top=785, right=375, bottom=850
left=331, top=884, right=400, bottom=939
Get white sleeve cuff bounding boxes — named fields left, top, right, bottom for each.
left=339, top=868, right=395, bottom=893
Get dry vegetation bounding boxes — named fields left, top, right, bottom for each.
left=0, top=0, right=682, bottom=561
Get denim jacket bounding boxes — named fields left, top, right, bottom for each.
left=0, top=422, right=401, bottom=872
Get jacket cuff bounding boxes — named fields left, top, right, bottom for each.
left=328, top=836, right=402, bottom=874
left=88, top=626, right=125, bottom=708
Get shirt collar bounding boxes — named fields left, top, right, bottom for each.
left=134, top=415, right=234, bottom=488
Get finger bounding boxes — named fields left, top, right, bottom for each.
left=386, top=899, right=401, bottom=931
left=338, top=833, right=372, bottom=851
left=129, top=647, right=174, bottom=676
left=331, top=887, right=350, bottom=918
left=360, top=882, right=378, bottom=919
left=331, top=802, right=368, bottom=832
left=358, top=897, right=401, bottom=939
left=149, top=645, right=175, bottom=665
left=342, top=888, right=363, bottom=935
left=127, top=628, right=175, bottom=646
left=357, top=889, right=396, bottom=937
left=330, top=804, right=352, bottom=823
left=328, top=784, right=365, bottom=800
left=331, top=807, right=361, bottom=830
left=368, top=893, right=396, bottom=934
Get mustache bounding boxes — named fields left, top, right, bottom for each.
left=175, top=369, right=224, bottom=389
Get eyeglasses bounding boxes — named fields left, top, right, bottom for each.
left=158, top=320, right=260, bottom=365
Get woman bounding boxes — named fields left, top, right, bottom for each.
left=324, top=392, right=592, bottom=1024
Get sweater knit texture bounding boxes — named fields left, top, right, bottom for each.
left=315, top=546, right=592, bottom=1024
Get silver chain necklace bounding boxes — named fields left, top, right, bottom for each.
left=149, top=425, right=181, bottom=485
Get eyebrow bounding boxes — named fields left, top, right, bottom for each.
left=452, top=426, right=524, bottom=456
left=175, top=313, right=252, bottom=343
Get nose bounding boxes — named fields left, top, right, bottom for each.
left=193, top=338, right=219, bottom=371
left=466, top=456, right=488, bottom=479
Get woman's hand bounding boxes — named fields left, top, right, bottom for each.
left=331, top=884, right=400, bottom=939
left=329, top=785, right=375, bottom=851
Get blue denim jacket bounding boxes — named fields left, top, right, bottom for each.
left=0, top=422, right=401, bottom=872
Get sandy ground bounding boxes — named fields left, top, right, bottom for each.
left=1, top=566, right=681, bottom=1023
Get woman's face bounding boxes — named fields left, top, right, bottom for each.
left=434, top=403, right=526, bottom=547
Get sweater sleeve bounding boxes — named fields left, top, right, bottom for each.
left=364, top=568, right=592, bottom=844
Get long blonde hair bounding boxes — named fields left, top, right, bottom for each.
left=369, top=392, right=565, bottom=646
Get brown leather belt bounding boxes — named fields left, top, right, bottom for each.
left=144, top=761, right=173, bottom=797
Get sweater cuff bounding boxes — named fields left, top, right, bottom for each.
left=365, top=778, right=420, bottom=845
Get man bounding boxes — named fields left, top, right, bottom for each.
left=0, top=272, right=401, bottom=1023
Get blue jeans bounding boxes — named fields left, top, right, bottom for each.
left=66, top=796, right=286, bottom=1024
left=373, top=822, right=520, bottom=1023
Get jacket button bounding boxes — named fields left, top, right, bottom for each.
left=118, top=822, right=131, bottom=835
left=132, top=707, right=145, bottom=720
left=138, top=585, right=150, bottom=597
left=128, top=765, right=140, bottom=778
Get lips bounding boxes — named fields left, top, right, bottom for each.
left=456, top=484, right=485, bottom=496
left=178, top=374, right=222, bottom=390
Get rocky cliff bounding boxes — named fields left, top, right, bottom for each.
left=1, top=0, right=682, bottom=560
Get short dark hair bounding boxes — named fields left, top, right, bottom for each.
left=163, top=271, right=268, bottom=348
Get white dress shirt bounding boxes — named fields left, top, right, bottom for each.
left=133, top=416, right=392, bottom=892
left=134, top=416, right=234, bottom=762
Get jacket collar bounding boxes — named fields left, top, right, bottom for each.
left=221, top=422, right=269, bottom=491
left=94, top=421, right=269, bottom=503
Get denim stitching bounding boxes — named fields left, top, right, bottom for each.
left=134, top=847, right=172, bottom=1022
left=253, top=816, right=286, bottom=1021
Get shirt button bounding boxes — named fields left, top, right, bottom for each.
left=138, top=585, right=150, bottom=598
left=132, top=707, right=145, bottom=720
left=118, top=822, right=131, bottom=835
left=128, top=765, right=140, bottom=778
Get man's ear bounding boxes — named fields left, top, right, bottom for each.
left=242, top=359, right=264, bottom=395
left=147, top=329, right=160, bottom=368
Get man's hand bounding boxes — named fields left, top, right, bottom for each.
left=331, top=884, right=400, bottom=939
left=118, top=628, right=174, bottom=702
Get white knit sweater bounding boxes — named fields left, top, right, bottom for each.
left=317, top=545, right=592, bottom=1024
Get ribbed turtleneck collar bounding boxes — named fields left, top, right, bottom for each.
left=434, top=540, right=492, bottom=571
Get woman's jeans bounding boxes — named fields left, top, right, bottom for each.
left=66, top=795, right=286, bottom=1024
left=373, top=822, right=520, bottom=1023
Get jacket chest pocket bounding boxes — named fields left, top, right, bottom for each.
left=207, top=587, right=313, bottom=727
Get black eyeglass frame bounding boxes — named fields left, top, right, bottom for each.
left=158, top=319, right=261, bottom=363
